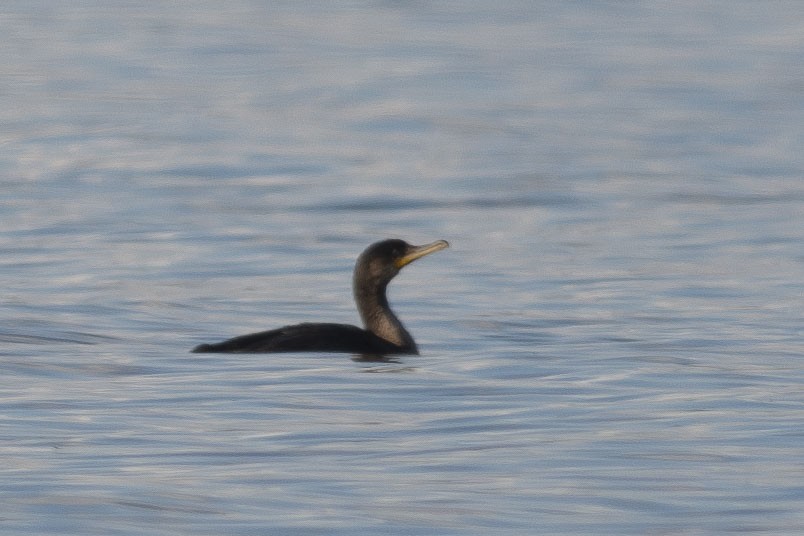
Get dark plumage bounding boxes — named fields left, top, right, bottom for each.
left=192, top=239, right=448, bottom=355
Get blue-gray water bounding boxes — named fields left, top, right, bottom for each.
left=2, top=2, right=803, bottom=534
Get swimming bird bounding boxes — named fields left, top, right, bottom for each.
left=192, top=239, right=449, bottom=355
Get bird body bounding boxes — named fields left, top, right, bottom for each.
left=192, top=323, right=405, bottom=354
left=192, top=239, right=448, bottom=355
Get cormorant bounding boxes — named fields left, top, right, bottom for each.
left=192, top=239, right=449, bottom=355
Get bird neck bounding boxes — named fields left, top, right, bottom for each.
left=354, top=282, right=416, bottom=351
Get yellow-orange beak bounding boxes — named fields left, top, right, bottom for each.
left=394, top=240, right=449, bottom=269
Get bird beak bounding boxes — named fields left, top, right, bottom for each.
left=395, top=240, right=449, bottom=269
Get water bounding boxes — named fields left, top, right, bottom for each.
left=2, top=1, right=803, bottom=534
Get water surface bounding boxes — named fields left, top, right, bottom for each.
left=1, top=1, right=803, bottom=534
